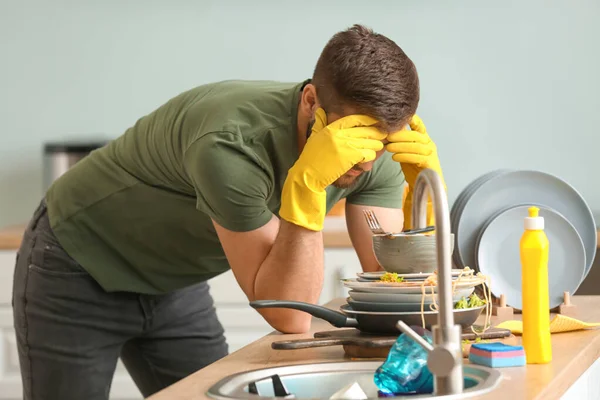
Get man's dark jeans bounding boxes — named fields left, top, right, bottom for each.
left=12, top=200, right=228, bottom=400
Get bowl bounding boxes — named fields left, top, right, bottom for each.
left=372, top=232, right=455, bottom=274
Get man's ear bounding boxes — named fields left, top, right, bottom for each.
left=300, top=84, right=319, bottom=115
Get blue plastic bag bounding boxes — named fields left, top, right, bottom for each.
left=374, top=325, right=434, bottom=395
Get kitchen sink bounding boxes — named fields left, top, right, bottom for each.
left=206, top=360, right=502, bottom=399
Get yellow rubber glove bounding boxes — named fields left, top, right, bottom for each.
left=386, top=115, right=446, bottom=230
left=280, top=108, right=387, bottom=231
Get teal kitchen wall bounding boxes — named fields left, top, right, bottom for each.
left=1, top=0, right=598, bottom=227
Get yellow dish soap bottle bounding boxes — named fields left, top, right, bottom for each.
left=520, top=206, right=552, bottom=364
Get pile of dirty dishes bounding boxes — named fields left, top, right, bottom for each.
left=340, top=269, right=488, bottom=330
left=451, top=169, right=597, bottom=310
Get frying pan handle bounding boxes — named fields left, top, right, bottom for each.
left=271, top=338, right=346, bottom=350
left=249, top=300, right=356, bottom=328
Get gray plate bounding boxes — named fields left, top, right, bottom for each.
left=456, top=170, right=596, bottom=280
left=347, top=297, right=443, bottom=312
left=476, top=204, right=586, bottom=310
left=451, top=169, right=513, bottom=268
left=348, top=287, right=475, bottom=304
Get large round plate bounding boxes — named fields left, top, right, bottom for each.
left=476, top=205, right=586, bottom=310
left=347, top=288, right=475, bottom=303
left=456, top=170, right=596, bottom=279
left=451, top=169, right=513, bottom=229
left=451, top=169, right=513, bottom=268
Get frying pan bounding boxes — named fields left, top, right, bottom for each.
left=346, top=297, right=425, bottom=312
left=249, top=300, right=485, bottom=334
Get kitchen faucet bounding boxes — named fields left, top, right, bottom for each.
left=396, top=168, right=464, bottom=396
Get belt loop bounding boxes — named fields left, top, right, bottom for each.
left=28, top=198, right=48, bottom=232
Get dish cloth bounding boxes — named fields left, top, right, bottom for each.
left=497, top=314, right=600, bottom=335
left=468, top=342, right=526, bottom=368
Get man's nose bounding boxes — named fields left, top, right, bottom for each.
left=359, top=160, right=374, bottom=171
left=359, top=147, right=386, bottom=171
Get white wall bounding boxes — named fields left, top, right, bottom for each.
left=1, top=0, right=599, bottom=226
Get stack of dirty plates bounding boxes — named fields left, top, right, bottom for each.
left=339, top=270, right=487, bottom=330
left=451, top=169, right=597, bottom=310
left=342, top=269, right=476, bottom=313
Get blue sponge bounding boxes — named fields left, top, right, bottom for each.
left=468, top=342, right=526, bottom=368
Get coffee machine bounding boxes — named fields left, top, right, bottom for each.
left=43, top=140, right=107, bottom=190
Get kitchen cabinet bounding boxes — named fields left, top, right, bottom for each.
left=0, top=251, right=21, bottom=400
left=0, top=246, right=362, bottom=400
left=561, top=357, right=600, bottom=400
left=0, top=250, right=141, bottom=399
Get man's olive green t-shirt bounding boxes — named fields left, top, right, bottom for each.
left=46, top=80, right=406, bottom=294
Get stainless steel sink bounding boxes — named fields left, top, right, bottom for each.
left=205, top=360, right=502, bottom=399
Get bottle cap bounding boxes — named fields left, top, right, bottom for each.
left=524, top=206, right=544, bottom=230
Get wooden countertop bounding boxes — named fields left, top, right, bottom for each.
left=148, top=296, right=600, bottom=400
left=0, top=224, right=26, bottom=250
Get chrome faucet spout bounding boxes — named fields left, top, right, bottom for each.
left=395, top=168, right=463, bottom=396
left=411, top=169, right=453, bottom=330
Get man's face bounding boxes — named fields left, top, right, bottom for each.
left=332, top=146, right=387, bottom=188
left=306, top=112, right=387, bottom=189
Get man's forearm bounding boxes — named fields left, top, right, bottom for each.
left=253, top=219, right=324, bottom=333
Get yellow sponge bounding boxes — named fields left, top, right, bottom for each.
left=497, top=314, right=600, bottom=335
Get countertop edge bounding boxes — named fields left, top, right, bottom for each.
left=539, top=333, right=600, bottom=399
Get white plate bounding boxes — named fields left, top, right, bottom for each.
left=456, top=170, right=596, bottom=280
left=348, top=288, right=475, bottom=304
left=356, top=269, right=473, bottom=281
left=476, top=204, right=586, bottom=310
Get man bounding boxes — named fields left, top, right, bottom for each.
left=12, top=24, right=445, bottom=400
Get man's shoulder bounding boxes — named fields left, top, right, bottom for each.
left=203, top=79, right=304, bottom=94
left=184, top=79, right=304, bottom=119
left=182, top=79, right=304, bottom=136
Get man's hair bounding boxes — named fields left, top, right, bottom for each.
left=312, top=24, right=419, bottom=132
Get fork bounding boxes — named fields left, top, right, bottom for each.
left=363, top=209, right=436, bottom=235
left=362, top=209, right=387, bottom=235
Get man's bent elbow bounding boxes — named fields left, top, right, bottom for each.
left=258, top=309, right=312, bottom=334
